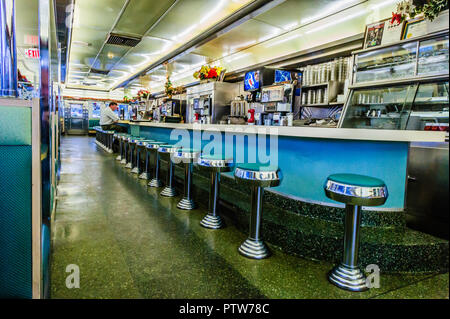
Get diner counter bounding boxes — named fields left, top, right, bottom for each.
left=117, top=120, right=447, bottom=143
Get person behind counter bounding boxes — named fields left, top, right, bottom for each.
left=100, top=102, right=127, bottom=133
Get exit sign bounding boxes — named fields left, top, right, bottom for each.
left=25, top=48, right=40, bottom=59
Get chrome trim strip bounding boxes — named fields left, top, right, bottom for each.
left=197, top=157, right=234, bottom=168
left=234, top=167, right=281, bottom=183
left=324, top=180, right=388, bottom=199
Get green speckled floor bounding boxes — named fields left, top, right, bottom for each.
left=50, top=136, right=449, bottom=299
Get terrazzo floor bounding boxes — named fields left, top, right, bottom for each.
left=50, top=136, right=449, bottom=299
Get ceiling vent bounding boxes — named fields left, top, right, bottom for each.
left=90, top=68, right=109, bottom=75
left=106, top=33, right=142, bottom=47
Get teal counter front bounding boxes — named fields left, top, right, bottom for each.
left=124, top=122, right=447, bottom=211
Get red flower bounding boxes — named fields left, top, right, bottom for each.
left=207, top=68, right=218, bottom=79
left=391, top=12, right=402, bottom=25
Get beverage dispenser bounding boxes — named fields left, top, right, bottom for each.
left=186, top=82, right=239, bottom=124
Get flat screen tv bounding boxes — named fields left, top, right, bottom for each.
left=274, top=70, right=292, bottom=83
left=244, top=70, right=260, bottom=91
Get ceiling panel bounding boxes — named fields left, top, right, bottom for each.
left=68, top=0, right=127, bottom=85
left=113, top=0, right=177, bottom=36
left=192, top=18, right=283, bottom=60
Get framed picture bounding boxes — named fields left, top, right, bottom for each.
left=364, top=20, right=387, bottom=48
left=402, top=16, right=427, bottom=40
left=382, top=19, right=405, bottom=45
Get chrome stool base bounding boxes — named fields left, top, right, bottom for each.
left=200, top=213, right=223, bottom=229
left=125, top=162, right=132, bottom=169
left=116, top=155, right=122, bottom=161
left=131, top=167, right=139, bottom=174
left=148, top=178, right=162, bottom=188
left=120, top=158, right=127, bottom=165
left=177, top=197, right=195, bottom=210
left=160, top=186, right=177, bottom=197
left=139, top=172, right=149, bottom=180
left=328, top=264, right=368, bottom=292
left=238, top=238, right=270, bottom=259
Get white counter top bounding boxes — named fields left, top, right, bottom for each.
left=122, top=121, right=447, bottom=142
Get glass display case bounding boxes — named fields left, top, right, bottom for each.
left=418, top=35, right=449, bottom=76
left=354, top=42, right=417, bottom=83
left=339, top=79, right=449, bottom=131
left=342, top=32, right=449, bottom=131
left=353, top=33, right=449, bottom=84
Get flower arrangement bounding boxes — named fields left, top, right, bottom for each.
left=137, top=89, right=151, bottom=100
left=193, top=65, right=224, bottom=81
left=394, top=0, right=448, bottom=22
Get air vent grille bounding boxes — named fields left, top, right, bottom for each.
left=90, top=68, right=109, bottom=75
left=106, top=33, right=142, bottom=47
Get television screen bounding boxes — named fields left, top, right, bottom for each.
left=244, top=70, right=260, bottom=91
left=275, top=70, right=292, bottom=83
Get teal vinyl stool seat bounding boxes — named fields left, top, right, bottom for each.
left=158, top=145, right=179, bottom=197
left=147, top=142, right=166, bottom=187
left=174, top=149, right=200, bottom=210
left=324, top=173, right=388, bottom=292
left=234, top=164, right=281, bottom=259
left=132, top=139, right=154, bottom=175
left=196, top=155, right=234, bottom=229
left=136, top=140, right=155, bottom=179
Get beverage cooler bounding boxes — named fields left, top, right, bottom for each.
left=186, top=82, right=239, bottom=124
left=338, top=30, right=449, bottom=238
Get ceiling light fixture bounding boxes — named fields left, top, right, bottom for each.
left=265, top=34, right=301, bottom=47
left=224, top=52, right=251, bottom=63
left=305, top=0, right=397, bottom=35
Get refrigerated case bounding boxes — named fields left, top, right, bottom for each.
left=339, top=31, right=449, bottom=238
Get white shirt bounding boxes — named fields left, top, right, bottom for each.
left=100, top=106, right=120, bottom=125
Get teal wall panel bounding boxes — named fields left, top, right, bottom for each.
left=0, top=106, right=32, bottom=145
left=88, top=119, right=99, bottom=129
left=0, top=145, right=32, bottom=298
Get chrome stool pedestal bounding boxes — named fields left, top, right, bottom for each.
left=121, top=136, right=130, bottom=165
left=174, top=149, right=200, bottom=210
left=137, top=140, right=154, bottom=180
left=147, top=142, right=165, bottom=188
left=131, top=138, right=150, bottom=174
left=234, top=164, right=281, bottom=259
left=125, top=137, right=144, bottom=170
left=105, top=131, right=115, bottom=153
left=324, top=173, right=388, bottom=292
left=115, top=133, right=126, bottom=161
left=197, top=156, right=234, bottom=229
left=158, top=145, right=179, bottom=197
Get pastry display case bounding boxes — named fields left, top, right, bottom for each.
left=341, top=31, right=449, bottom=131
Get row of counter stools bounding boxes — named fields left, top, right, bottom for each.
left=103, top=131, right=389, bottom=292
left=94, top=126, right=115, bottom=153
